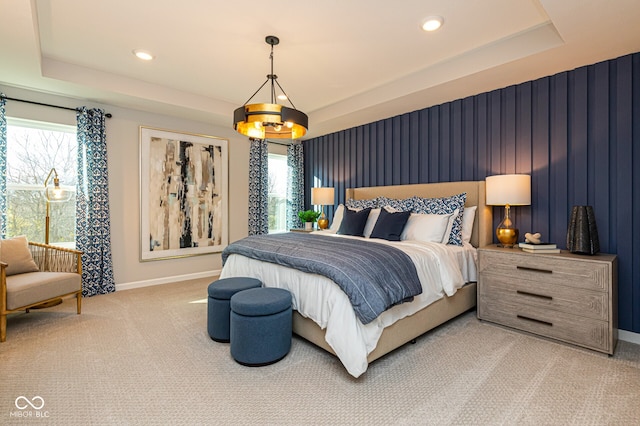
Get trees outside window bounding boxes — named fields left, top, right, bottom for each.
left=5, top=118, right=77, bottom=244
left=268, top=153, right=287, bottom=233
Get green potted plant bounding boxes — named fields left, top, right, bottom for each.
left=298, top=209, right=321, bottom=230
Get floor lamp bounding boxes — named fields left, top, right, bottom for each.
left=36, top=168, right=73, bottom=309
left=44, top=167, right=72, bottom=245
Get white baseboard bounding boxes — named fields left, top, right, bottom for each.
left=115, top=270, right=221, bottom=292
left=619, top=329, right=640, bottom=345
left=113, top=275, right=640, bottom=346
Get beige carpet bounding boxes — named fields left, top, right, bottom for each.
left=1, top=277, right=639, bottom=425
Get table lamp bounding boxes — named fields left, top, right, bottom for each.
left=311, top=187, right=335, bottom=230
left=485, top=174, right=531, bottom=247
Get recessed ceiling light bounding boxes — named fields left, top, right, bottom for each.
left=133, top=49, right=154, bottom=61
left=422, top=16, right=444, bottom=32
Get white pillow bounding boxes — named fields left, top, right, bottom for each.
left=329, top=204, right=345, bottom=232
left=461, top=206, right=477, bottom=244
left=401, top=212, right=454, bottom=243
left=363, top=208, right=381, bottom=238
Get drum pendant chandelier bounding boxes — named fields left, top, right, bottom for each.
left=233, top=35, right=308, bottom=140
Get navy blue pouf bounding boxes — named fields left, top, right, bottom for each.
left=207, top=277, right=262, bottom=342
left=230, top=287, right=292, bottom=366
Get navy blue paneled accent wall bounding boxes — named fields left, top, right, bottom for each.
left=304, top=52, right=640, bottom=333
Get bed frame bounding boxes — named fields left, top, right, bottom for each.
left=292, top=181, right=493, bottom=363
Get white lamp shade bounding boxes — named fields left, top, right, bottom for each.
left=485, top=174, right=531, bottom=206
left=311, top=187, right=335, bottom=206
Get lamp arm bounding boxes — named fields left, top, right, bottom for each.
left=43, top=167, right=59, bottom=245
left=44, top=167, right=59, bottom=189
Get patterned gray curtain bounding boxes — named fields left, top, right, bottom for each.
left=248, top=138, right=269, bottom=235
left=76, top=107, right=115, bottom=296
left=0, top=94, right=6, bottom=238
left=286, top=142, right=304, bottom=230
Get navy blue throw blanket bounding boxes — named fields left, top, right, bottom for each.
left=222, top=233, right=422, bottom=324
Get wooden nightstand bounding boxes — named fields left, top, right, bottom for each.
left=477, top=245, right=618, bottom=355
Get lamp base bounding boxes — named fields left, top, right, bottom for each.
left=317, top=217, right=329, bottom=230
left=496, top=227, right=519, bottom=248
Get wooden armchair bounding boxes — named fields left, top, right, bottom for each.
left=1, top=238, right=83, bottom=342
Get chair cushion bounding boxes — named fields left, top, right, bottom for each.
left=0, top=236, right=39, bottom=276
left=5, top=271, right=81, bottom=310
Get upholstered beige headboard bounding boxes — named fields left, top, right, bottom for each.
left=345, top=181, right=492, bottom=248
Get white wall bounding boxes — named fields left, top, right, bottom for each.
left=1, top=85, right=250, bottom=289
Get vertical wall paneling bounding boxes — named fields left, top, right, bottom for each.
left=614, top=55, right=633, bottom=326
left=418, top=109, right=429, bottom=182
left=462, top=98, right=476, bottom=181
left=515, top=82, right=533, bottom=233
left=428, top=107, right=440, bottom=181
left=633, top=53, right=640, bottom=332
left=439, top=103, right=451, bottom=180
left=569, top=67, right=589, bottom=205
left=409, top=111, right=420, bottom=184
left=399, top=115, right=409, bottom=184
left=591, top=61, right=611, bottom=249
left=476, top=93, right=489, bottom=179
left=302, top=52, right=639, bottom=333
left=549, top=73, right=569, bottom=245
left=489, top=91, right=502, bottom=175
left=451, top=100, right=462, bottom=182
left=531, top=77, right=551, bottom=239
left=503, top=86, right=517, bottom=174
left=385, top=118, right=394, bottom=185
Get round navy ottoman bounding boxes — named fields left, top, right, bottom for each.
left=230, top=287, right=292, bottom=366
left=207, top=277, right=262, bottom=342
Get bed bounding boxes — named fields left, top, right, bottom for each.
left=220, top=181, right=493, bottom=377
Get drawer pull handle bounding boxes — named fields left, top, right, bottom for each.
left=517, top=266, right=553, bottom=274
left=516, top=290, right=553, bottom=300
left=517, top=315, right=553, bottom=327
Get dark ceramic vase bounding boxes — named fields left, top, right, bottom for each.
left=566, top=205, right=600, bottom=255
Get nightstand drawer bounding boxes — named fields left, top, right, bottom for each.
left=478, top=273, right=608, bottom=321
left=479, top=250, right=609, bottom=292
left=479, top=300, right=611, bottom=353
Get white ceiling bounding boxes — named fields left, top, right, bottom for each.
left=1, top=0, right=639, bottom=138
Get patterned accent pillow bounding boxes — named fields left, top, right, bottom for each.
left=345, top=198, right=378, bottom=210
left=411, top=193, right=467, bottom=246
left=376, top=196, right=413, bottom=212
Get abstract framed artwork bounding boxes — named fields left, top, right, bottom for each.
left=139, top=126, right=228, bottom=261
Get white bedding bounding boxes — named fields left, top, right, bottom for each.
left=220, top=233, right=477, bottom=377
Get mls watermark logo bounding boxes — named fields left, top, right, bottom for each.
left=10, top=396, right=50, bottom=419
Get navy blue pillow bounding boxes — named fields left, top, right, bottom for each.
left=337, top=208, right=372, bottom=236
left=370, top=208, right=411, bottom=241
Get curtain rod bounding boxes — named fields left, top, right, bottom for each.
left=1, top=95, right=113, bottom=118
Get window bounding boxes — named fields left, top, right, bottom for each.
left=5, top=118, right=77, bottom=245
left=268, top=153, right=287, bottom=233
